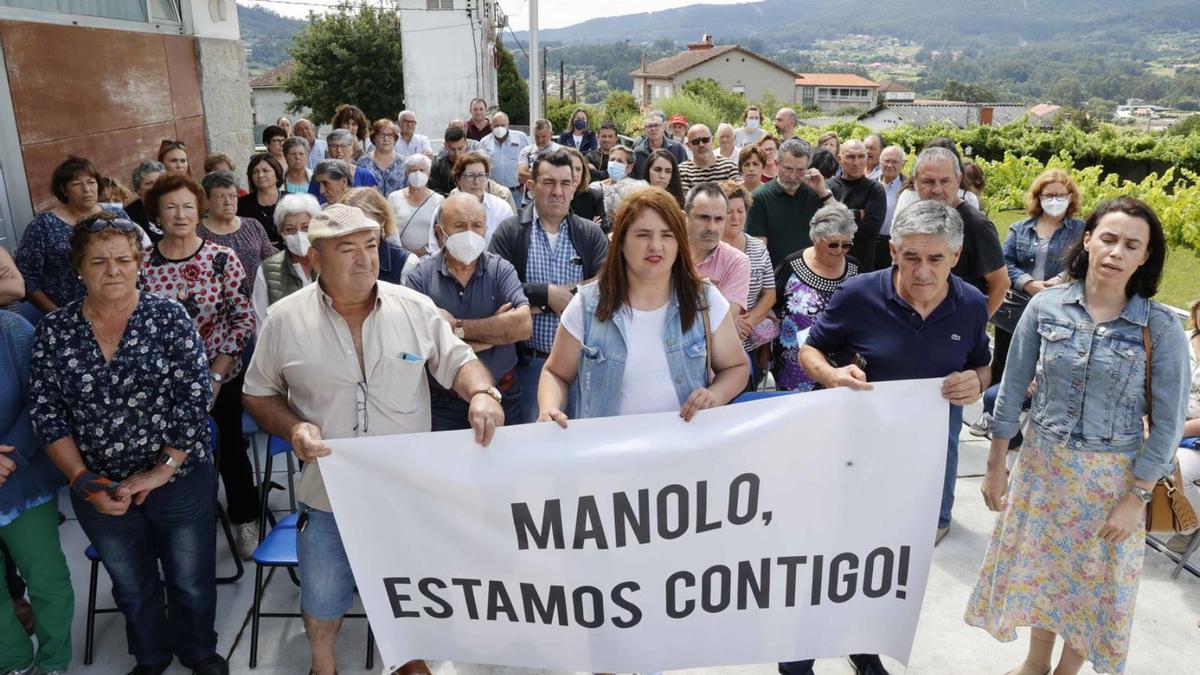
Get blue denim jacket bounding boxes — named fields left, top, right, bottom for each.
left=989, top=282, right=1189, bottom=481
left=574, top=282, right=708, bottom=419
left=1002, top=216, right=1085, bottom=291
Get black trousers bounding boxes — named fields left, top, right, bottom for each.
left=873, top=235, right=893, bottom=271
left=211, top=368, right=260, bottom=525
left=991, top=326, right=1013, bottom=388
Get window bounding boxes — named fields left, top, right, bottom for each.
left=426, top=0, right=454, bottom=9
left=840, top=88, right=850, bottom=97
left=0, top=0, right=183, bottom=23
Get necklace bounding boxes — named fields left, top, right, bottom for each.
left=83, top=295, right=137, bottom=347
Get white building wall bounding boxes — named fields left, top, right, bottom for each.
left=859, top=108, right=905, bottom=132
left=679, top=54, right=795, bottom=104
left=398, top=0, right=498, bottom=136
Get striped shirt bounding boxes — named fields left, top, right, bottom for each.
left=678, top=158, right=740, bottom=192
left=741, top=234, right=773, bottom=351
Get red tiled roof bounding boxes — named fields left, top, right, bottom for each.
left=794, top=73, right=879, bottom=88
left=249, top=61, right=294, bottom=88
left=630, top=45, right=795, bottom=79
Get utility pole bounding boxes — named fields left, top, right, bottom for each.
left=571, top=77, right=577, bottom=103
left=559, top=60, right=565, bottom=101
left=541, top=47, right=548, bottom=117
left=528, top=0, right=539, bottom=125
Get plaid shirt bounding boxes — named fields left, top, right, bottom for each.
left=526, top=212, right=582, bottom=352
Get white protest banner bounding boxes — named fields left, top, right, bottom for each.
left=320, top=378, right=949, bottom=673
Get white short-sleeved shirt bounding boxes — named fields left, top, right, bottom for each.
left=561, top=285, right=729, bottom=416
left=894, top=187, right=980, bottom=219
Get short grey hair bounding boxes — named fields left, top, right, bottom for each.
left=913, top=147, right=961, bottom=179
left=404, top=154, right=432, bottom=172
left=891, top=199, right=964, bottom=251
left=533, top=118, right=552, bottom=133
left=326, top=128, right=355, bottom=146
left=683, top=181, right=727, bottom=214
left=282, top=136, right=309, bottom=154
left=131, top=160, right=164, bottom=189
left=200, top=170, right=239, bottom=196
left=313, top=159, right=354, bottom=183
left=809, top=203, right=858, bottom=241
left=778, top=138, right=813, bottom=163
left=273, top=192, right=321, bottom=230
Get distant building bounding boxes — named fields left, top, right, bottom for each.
left=0, top=0, right=252, bottom=244
left=794, top=73, right=879, bottom=112
left=1028, top=103, right=1064, bottom=128
left=876, top=78, right=916, bottom=103
left=630, top=35, right=797, bottom=106
left=249, top=62, right=312, bottom=142
left=397, top=0, right=502, bottom=133
left=857, top=102, right=1030, bottom=131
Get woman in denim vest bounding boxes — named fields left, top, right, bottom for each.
left=966, top=197, right=1189, bottom=675
left=536, top=186, right=748, bottom=424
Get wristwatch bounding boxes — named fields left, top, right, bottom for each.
left=1129, top=486, right=1154, bottom=503
left=453, top=320, right=465, bottom=340
left=157, top=452, right=183, bottom=471
left=471, top=386, right=503, bottom=404
left=210, top=371, right=226, bottom=384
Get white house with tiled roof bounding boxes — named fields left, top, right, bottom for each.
left=794, top=73, right=880, bottom=112
left=630, top=35, right=797, bottom=106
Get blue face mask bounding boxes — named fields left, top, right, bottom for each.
left=574, top=119, right=587, bottom=131
left=607, top=160, right=627, bottom=181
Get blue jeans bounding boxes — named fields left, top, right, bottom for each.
left=941, top=405, right=962, bottom=529
left=430, top=379, right=525, bottom=431
left=982, top=383, right=1026, bottom=450
left=73, top=463, right=218, bottom=667
left=514, top=354, right=546, bottom=424
left=295, top=504, right=354, bottom=620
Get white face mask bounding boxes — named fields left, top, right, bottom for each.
left=745, top=118, right=760, bottom=130
left=1040, top=196, right=1069, bottom=218
left=284, top=231, right=310, bottom=257
left=407, top=171, right=429, bottom=189
left=443, top=229, right=487, bottom=265
left=493, top=126, right=509, bottom=140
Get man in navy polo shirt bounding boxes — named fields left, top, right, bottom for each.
left=406, top=194, right=532, bottom=429
left=788, top=199, right=990, bottom=675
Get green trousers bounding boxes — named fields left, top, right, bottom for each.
left=0, top=496, right=73, bottom=671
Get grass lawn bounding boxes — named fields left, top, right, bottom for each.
left=992, top=210, right=1198, bottom=312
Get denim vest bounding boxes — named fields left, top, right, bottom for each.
left=990, top=281, right=1189, bottom=481
left=1002, top=216, right=1085, bottom=290
left=574, top=282, right=709, bottom=419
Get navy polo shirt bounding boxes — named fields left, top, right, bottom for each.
left=806, top=267, right=991, bottom=383
left=405, top=251, right=528, bottom=381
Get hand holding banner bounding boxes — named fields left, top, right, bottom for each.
left=321, top=379, right=949, bottom=672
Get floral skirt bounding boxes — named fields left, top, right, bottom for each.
left=964, top=430, right=1144, bottom=675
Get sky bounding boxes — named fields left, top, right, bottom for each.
left=241, top=0, right=758, bottom=31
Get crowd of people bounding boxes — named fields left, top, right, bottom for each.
left=0, top=97, right=1195, bottom=675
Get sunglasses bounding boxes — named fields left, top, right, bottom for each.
left=82, top=217, right=139, bottom=233
left=825, top=241, right=853, bottom=250
left=688, top=136, right=712, bottom=146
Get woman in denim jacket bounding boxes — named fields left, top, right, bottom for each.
left=536, top=185, right=748, bottom=424
left=966, top=197, right=1189, bottom=675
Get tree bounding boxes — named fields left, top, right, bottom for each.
left=602, top=90, right=639, bottom=126
left=941, top=80, right=998, bottom=103
left=497, top=41, right=529, bottom=125
left=680, top=78, right=746, bottom=124
left=282, top=3, right=404, bottom=123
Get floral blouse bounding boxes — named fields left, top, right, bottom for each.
left=142, top=240, right=255, bottom=374
left=773, top=254, right=859, bottom=392
left=357, top=154, right=407, bottom=196
left=28, top=294, right=212, bottom=481
left=15, top=207, right=131, bottom=307
left=197, top=217, right=278, bottom=293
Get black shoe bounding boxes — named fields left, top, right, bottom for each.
left=127, top=663, right=171, bottom=675
left=188, top=655, right=229, bottom=675
left=848, top=653, right=890, bottom=675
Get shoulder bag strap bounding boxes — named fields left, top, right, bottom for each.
left=701, top=286, right=713, bottom=387
left=397, top=191, right=435, bottom=243
left=1143, top=324, right=1153, bottom=425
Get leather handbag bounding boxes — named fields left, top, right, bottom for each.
left=1141, top=325, right=1200, bottom=534
left=991, top=288, right=1031, bottom=334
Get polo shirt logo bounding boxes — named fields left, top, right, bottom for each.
left=951, top=333, right=961, bottom=341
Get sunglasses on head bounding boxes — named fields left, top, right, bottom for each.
left=81, top=217, right=139, bottom=233
left=825, top=241, right=853, bottom=250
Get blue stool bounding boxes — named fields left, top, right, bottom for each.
left=82, top=545, right=121, bottom=665
left=248, top=436, right=374, bottom=669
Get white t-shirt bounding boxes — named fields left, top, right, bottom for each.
left=561, top=285, right=729, bottom=416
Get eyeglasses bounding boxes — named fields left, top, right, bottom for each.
left=461, top=172, right=488, bottom=182
left=81, top=217, right=139, bottom=233
left=824, top=241, right=853, bottom=250
left=688, top=136, right=712, bottom=146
